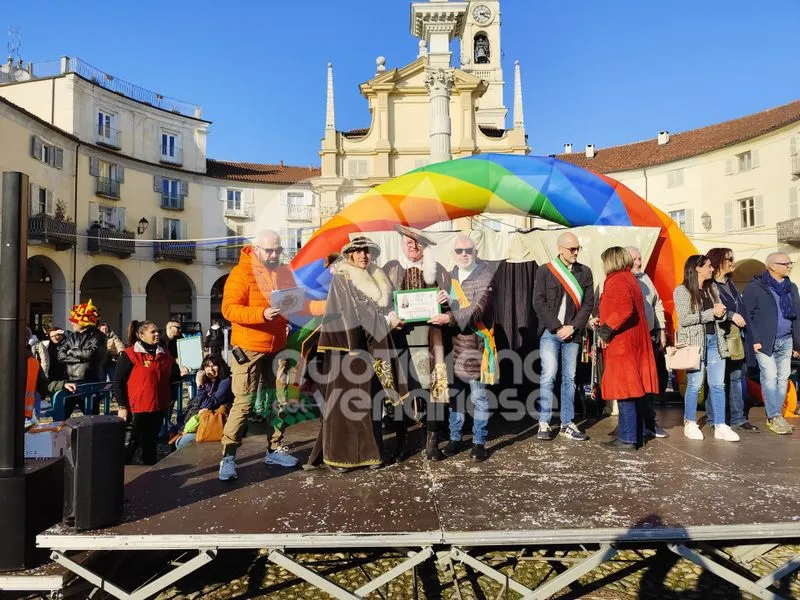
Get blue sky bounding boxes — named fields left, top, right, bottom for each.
left=6, top=0, right=798, bottom=166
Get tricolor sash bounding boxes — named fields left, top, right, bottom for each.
left=450, top=279, right=498, bottom=385
left=546, top=258, right=583, bottom=309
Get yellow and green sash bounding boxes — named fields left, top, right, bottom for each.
left=450, top=279, right=498, bottom=385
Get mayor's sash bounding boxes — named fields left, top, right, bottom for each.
left=545, top=257, right=583, bottom=309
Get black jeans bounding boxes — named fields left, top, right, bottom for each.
left=125, top=411, right=164, bottom=465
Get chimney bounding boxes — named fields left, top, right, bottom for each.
left=564, top=143, right=573, bottom=154
left=280, top=160, right=284, bottom=168
left=658, top=131, right=670, bottom=145
left=585, top=144, right=595, bottom=159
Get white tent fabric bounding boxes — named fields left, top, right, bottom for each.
left=354, top=226, right=661, bottom=286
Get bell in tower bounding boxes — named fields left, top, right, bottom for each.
left=474, top=33, right=490, bottom=64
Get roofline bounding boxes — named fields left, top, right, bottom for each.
left=1, top=72, right=212, bottom=124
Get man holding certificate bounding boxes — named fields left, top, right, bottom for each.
left=383, top=225, right=450, bottom=462
left=218, top=230, right=325, bottom=482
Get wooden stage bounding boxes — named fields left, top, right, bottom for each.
left=34, top=407, right=800, bottom=599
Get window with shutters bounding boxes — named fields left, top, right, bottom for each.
left=226, top=189, right=242, bottom=212
left=159, top=131, right=182, bottom=164
left=95, top=159, right=123, bottom=198
left=346, top=159, right=368, bottom=179
left=666, top=169, right=684, bottom=189
left=161, top=178, right=183, bottom=210
left=286, top=192, right=312, bottom=220
left=738, top=197, right=763, bottom=228
left=162, top=217, right=181, bottom=240
left=790, top=188, right=799, bottom=219
left=30, top=136, right=64, bottom=169
left=669, top=210, right=687, bottom=232
left=29, top=184, right=55, bottom=216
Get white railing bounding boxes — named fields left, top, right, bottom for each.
left=287, top=205, right=312, bottom=221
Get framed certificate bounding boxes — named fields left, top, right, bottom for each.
left=270, top=287, right=305, bottom=314
left=394, top=287, right=441, bottom=323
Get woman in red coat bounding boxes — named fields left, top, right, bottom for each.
left=596, top=247, right=659, bottom=450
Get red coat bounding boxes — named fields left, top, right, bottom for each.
left=124, top=344, right=175, bottom=413
left=599, top=270, right=659, bottom=401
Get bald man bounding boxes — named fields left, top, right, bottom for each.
left=218, top=230, right=325, bottom=480
left=743, top=252, right=800, bottom=435
left=532, top=231, right=595, bottom=441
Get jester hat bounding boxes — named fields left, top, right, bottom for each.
left=69, top=299, right=99, bottom=327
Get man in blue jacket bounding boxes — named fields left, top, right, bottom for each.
left=742, top=252, right=800, bottom=435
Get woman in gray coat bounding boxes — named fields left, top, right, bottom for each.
left=673, top=254, right=739, bottom=442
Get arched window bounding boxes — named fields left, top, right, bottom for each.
left=474, top=33, right=490, bottom=64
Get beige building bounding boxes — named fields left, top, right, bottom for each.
left=0, top=57, right=319, bottom=336
left=315, top=0, right=530, bottom=230
left=556, top=100, right=800, bottom=285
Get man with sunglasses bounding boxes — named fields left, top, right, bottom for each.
left=218, top=229, right=325, bottom=480
left=743, top=252, right=800, bottom=435
left=533, top=231, right=595, bottom=441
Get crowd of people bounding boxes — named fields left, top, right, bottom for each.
left=215, top=226, right=800, bottom=482
left=23, top=225, right=799, bottom=476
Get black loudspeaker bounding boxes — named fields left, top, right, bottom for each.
left=63, top=415, right=125, bottom=531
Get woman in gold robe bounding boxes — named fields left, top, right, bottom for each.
left=306, top=237, right=408, bottom=472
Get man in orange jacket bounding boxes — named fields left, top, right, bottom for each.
left=218, top=230, right=324, bottom=481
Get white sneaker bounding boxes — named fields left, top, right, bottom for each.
left=683, top=421, right=704, bottom=440
left=265, top=449, right=299, bottom=468
left=218, top=456, right=238, bottom=481
left=610, top=400, right=619, bottom=416
left=714, top=424, right=741, bottom=442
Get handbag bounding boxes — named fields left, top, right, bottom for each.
left=195, top=405, right=228, bottom=443
left=726, top=324, right=745, bottom=361
left=665, top=343, right=702, bottom=371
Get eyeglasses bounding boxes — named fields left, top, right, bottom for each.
left=256, top=246, right=283, bottom=255
left=560, top=246, right=581, bottom=254
left=454, top=248, right=474, bottom=255
left=775, top=262, right=794, bottom=267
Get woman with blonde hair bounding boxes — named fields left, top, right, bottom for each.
left=595, top=246, right=659, bottom=450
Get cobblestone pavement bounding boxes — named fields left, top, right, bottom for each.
left=140, top=545, right=800, bottom=599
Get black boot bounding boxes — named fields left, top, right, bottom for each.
left=393, top=426, right=410, bottom=463
left=426, top=431, right=444, bottom=461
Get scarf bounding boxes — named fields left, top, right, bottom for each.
left=762, top=272, right=796, bottom=320
left=450, top=279, right=498, bottom=385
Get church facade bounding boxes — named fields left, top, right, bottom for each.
left=315, top=0, right=529, bottom=229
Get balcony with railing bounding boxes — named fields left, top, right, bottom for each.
left=778, top=218, right=800, bottom=244
left=792, top=155, right=800, bottom=177
left=215, top=245, right=243, bottom=265
left=96, top=126, right=121, bottom=150
left=224, top=204, right=254, bottom=219
left=286, top=204, right=313, bottom=221
left=28, top=214, right=76, bottom=250
left=161, top=194, right=184, bottom=211
left=96, top=176, right=120, bottom=199
left=160, top=146, right=184, bottom=166
left=87, top=227, right=135, bottom=257
left=154, top=240, right=196, bottom=263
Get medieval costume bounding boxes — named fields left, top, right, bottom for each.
left=382, top=225, right=450, bottom=460
left=308, top=237, right=408, bottom=471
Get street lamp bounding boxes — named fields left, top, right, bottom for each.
left=137, top=217, right=149, bottom=235
left=701, top=212, right=712, bottom=231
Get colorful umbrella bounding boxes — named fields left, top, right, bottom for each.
left=290, top=153, right=698, bottom=321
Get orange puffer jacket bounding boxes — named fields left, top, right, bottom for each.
left=222, top=246, right=324, bottom=353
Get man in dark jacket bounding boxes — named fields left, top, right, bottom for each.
left=430, top=234, right=495, bottom=462
left=742, top=252, right=800, bottom=435
left=532, top=231, right=595, bottom=441
left=58, top=300, right=107, bottom=417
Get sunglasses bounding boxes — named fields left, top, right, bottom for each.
left=775, top=262, right=794, bottom=267
left=256, top=246, right=283, bottom=255
left=561, top=246, right=581, bottom=254
left=454, top=248, right=474, bottom=255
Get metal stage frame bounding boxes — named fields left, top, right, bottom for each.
left=34, top=410, right=800, bottom=599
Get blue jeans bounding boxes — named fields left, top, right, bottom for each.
left=685, top=334, right=726, bottom=425
left=539, top=330, right=580, bottom=426
left=176, top=433, right=196, bottom=449
left=617, top=400, right=637, bottom=444
left=755, top=335, right=793, bottom=419
left=449, top=380, right=490, bottom=445
left=707, top=360, right=747, bottom=426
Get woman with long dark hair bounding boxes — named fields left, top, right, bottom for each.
left=673, top=255, right=739, bottom=441
left=707, top=248, right=758, bottom=433
left=175, top=354, right=233, bottom=448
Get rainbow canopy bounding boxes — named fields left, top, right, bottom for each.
left=290, top=153, right=697, bottom=319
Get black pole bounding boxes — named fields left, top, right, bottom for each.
left=0, top=172, right=29, bottom=474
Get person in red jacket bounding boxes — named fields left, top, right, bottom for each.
left=114, top=320, right=183, bottom=465
left=595, top=247, right=659, bottom=451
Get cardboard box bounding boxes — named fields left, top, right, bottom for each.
left=24, top=421, right=68, bottom=459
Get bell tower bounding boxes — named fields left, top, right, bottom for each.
left=459, top=0, right=506, bottom=129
